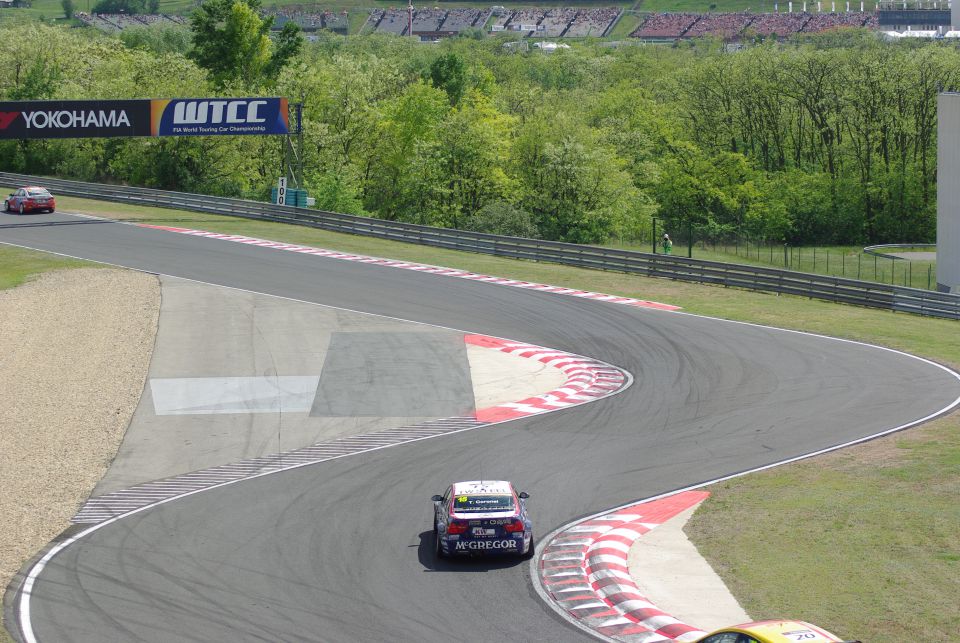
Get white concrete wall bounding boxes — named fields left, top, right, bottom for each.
left=938, top=93, right=960, bottom=292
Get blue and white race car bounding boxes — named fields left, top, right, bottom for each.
left=431, top=480, right=533, bottom=558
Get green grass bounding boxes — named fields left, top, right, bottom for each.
left=0, top=244, right=90, bottom=290
left=686, top=411, right=960, bottom=642
left=2, top=194, right=959, bottom=642
left=606, top=238, right=941, bottom=291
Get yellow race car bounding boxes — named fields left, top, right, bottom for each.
left=695, top=620, right=860, bottom=643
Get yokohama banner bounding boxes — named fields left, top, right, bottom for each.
left=0, top=98, right=290, bottom=140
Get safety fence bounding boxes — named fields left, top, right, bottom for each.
left=2, top=172, right=957, bottom=320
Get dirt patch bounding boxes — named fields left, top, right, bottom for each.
left=0, top=268, right=159, bottom=604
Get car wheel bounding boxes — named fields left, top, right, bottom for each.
left=19, top=203, right=25, bottom=215
left=3, top=201, right=8, bottom=212
left=48, top=208, right=55, bottom=213
left=521, top=533, right=535, bottom=559
left=434, top=530, right=445, bottom=559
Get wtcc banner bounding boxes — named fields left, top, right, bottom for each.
left=0, top=98, right=290, bottom=139
left=151, top=98, right=289, bottom=137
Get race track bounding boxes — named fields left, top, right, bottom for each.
left=4, top=212, right=959, bottom=642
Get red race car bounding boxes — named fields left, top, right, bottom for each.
left=4, top=186, right=56, bottom=214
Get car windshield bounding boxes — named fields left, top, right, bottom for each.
left=27, top=189, right=50, bottom=196
left=453, top=494, right=515, bottom=513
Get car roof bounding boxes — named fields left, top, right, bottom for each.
left=713, top=620, right=843, bottom=643
left=23, top=186, right=50, bottom=192
left=451, top=480, right=514, bottom=495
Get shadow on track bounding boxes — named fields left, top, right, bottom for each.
left=415, top=531, right=530, bottom=573
left=0, top=216, right=114, bottom=229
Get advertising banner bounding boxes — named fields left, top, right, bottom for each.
left=150, top=97, right=289, bottom=137
left=0, top=97, right=290, bottom=140
left=0, top=100, right=151, bottom=139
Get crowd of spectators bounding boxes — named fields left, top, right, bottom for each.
left=747, top=12, right=810, bottom=35
left=632, top=10, right=878, bottom=39
left=72, top=5, right=884, bottom=42
left=631, top=13, right=699, bottom=38
left=803, top=10, right=872, bottom=28
left=683, top=12, right=753, bottom=38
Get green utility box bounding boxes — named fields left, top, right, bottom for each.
left=271, top=187, right=310, bottom=207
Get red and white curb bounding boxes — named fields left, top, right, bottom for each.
left=136, top=224, right=681, bottom=312
left=466, top=334, right=628, bottom=423
left=538, top=490, right=711, bottom=642
left=72, top=335, right=631, bottom=524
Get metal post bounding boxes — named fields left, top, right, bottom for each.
left=784, top=244, right=788, bottom=267
left=890, top=257, right=895, bottom=284
left=652, top=218, right=658, bottom=254
left=688, top=220, right=693, bottom=258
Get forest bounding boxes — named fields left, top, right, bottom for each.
left=1, top=16, right=957, bottom=246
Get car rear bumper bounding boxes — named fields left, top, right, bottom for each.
left=440, top=532, right=530, bottom=556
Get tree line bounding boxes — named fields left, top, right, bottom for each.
left=0, top=14, right=956, bottom=246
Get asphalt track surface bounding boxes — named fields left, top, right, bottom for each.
left=4, top=212, right=959, bottom=643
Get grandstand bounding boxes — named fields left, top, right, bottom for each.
left=75, top=12, right=186, bottom=33
left=630, top=10, right=877, bottom=40
left=876, top=0, right=951, bottom=30
left=72, top=6, right=901, bottom=41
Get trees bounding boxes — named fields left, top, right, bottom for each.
left=189, top=0, right=302, bottom=89
left=428, top=53, right=467, bottom=106
left=0, top=23, right=954, bottom=247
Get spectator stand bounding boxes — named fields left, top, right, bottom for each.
left=630, top=13, right=701, bottom=40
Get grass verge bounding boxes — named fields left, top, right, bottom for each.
left=5, top=196, right=960, bottom=642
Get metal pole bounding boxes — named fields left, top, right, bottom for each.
left=784, top=244, right=788, bottom=267
left=652, top=218, right=658, bottom=254
left=688, top=220, right=693, bottom=258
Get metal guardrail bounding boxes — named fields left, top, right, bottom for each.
left=863, top=243, right=937, bottom=260
left=2, top=171, right=958, bottom=320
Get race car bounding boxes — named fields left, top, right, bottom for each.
left=4, top=186, right=56, bottom=214
left=431, top=480, right=533, bottom=558
left=695, top=620, right=859, bottom=643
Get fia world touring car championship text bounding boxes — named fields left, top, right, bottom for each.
left=169, top=125, right=269, bottom=134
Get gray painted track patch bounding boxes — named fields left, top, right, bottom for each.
left=311, top=331, right=475, bottom=417
left=150, top=376, right=321, bottom=414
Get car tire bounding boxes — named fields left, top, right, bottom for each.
left=48, top=208, right=54, bottom=213
left=521, top=533, right=534, bottom=559
left=434, top=530, right=445, bottom=559
left=3, top=201, right=8, bottom=213
left=19, top=203, right=25, bottom=215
